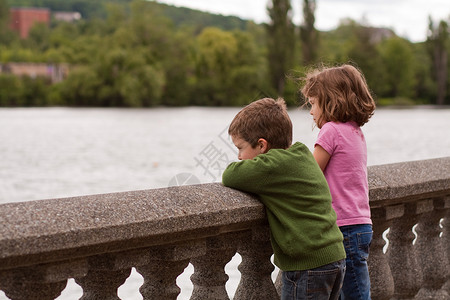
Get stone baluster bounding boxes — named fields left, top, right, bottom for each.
left=136, top=241, right=205, bottom=300
left=386, top=203, right=422, bottom=299
left=75, top=254, right=131, bottom=300
left=0, top=259, right=87, bottom=300
left=234, top=225, right=278, bottom=300
left=442, top=196, right=450, bottom=294
left=0, top=269, right=66, bottom=300
left=190, top=233, right=239, bottom=300
left=369, top=207, right=394, bottom=300
left=414, top=198, right=448, bottom=299
left=274, top=268, right=282, bottom=296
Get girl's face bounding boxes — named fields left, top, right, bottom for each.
left=309, top=97, right=323, bottom=128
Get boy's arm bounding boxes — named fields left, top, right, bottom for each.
left=222, top=158, right=266, bottom=194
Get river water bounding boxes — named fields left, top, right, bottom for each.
left=1, top=106, right=449, bottom=299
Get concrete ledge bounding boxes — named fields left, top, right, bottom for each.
left=1, top=157, right=449, bottom=270
left=0, top=183, right=265, bottom=269
left=368, top=157, right=450, bottom=207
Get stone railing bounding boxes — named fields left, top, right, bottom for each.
left=0, top=157, right=449, bottom=300
left=367, top=157, right=449, bottom=300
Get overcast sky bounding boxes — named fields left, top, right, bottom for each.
left=154, top=0, right=449, bottom=42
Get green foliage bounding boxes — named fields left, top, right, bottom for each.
left=61, top=46, right=165, bottom=107
left=427, top=18, right=449, bottom=105
left=59, top=66, right=100, bottom=106
left=0, top=0, right=16, bottom=44
left=27, top=23, right=51, bottom=51
left=20, top=75, right=50, bottom=105
left=193, top=27, right=265, bottom=106
left=0, top=74, right=24, bottom=105
left=347, top=26, right=387, bottom=96
left=299, top=0, right=318, bottom=65
left=377, top=97, right=417, bottom=106
left=0, top=0, right=448, bottom=107
left=0, top=74, right=51, bottom=106
left=317, top=20, right=434, bottom=104
left=379, top=37, right=416, bottom=98
left=0, top=45, right=44, bottom=62
left=266, top=0, right=295, bottom=96
left=0, top=0, right=9, bottom=29
left=412, top=42, right=435, bottom=103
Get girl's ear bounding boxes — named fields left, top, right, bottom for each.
left=257, top=138, right=269, bottom=154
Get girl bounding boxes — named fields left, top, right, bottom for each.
left=301, top=64, right=376, bottom=300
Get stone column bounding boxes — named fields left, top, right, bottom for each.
left=190, top=233, right=238, bottom=300
left=75, top=254, right=131, bottom=300
left=234, top=225, right=278, bottom=300
left=414, top=198, right=449, bottom=299
left=0, top=269, right=66, bottom=300
left=136, top=241, right=205, bottom=300
left=0, top=259, right=87, bottom=300
left=387, top=203, right=422, bottom=299
left=369, top=207, right=394, bottom=300
left=138, top=260, right=188, bottom=300
left=441, top=196, right=450, bottom=294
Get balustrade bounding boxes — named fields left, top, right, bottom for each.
left=0, top=157, right=449, bottom=299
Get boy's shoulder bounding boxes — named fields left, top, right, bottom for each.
left=263, top=142, right=316, bottom=168
left=265, top=142, right=307, bottom=153
left=268, top=142, right=310, bottom=158
left=225, top=142, right=314, bottom=173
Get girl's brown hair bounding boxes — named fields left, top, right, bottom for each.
left=301, top=64, right=376, bottom=127
left=228, top=97, right=292, bottom=150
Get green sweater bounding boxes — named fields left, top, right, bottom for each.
left=222, top=142, right=345, bottom=271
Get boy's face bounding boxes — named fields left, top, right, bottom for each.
left=231, top=135, right=263, bottom=160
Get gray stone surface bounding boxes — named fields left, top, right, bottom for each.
left=0, top=183, right=265, bottom=269
left=0, top=157, right=449, bottom=272
left=368, top=157, right=450, bottom=207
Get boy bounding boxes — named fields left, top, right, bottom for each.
left=222, top=98, right=346, bottom=300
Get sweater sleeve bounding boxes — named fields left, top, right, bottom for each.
left=222, top=156, right=268, bottom=194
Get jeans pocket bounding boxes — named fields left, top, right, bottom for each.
left=281, top=271, right=300, bottom=300
left=283, top=270, right=299, bottom=284
left=307, top=267, right=341, bottom=298
left=357, top=231, right=373, bottom=260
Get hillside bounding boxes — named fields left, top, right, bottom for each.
left=154, top=2, right=249, bottom=31
left=6, top=0, right=250, bottom=31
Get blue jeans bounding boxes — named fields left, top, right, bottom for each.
left=339, top=224, right=373, bottom=300
left=281, top=259, right=345, bottom=300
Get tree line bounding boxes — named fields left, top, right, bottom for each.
left=0, top=0, right=448, bottom=107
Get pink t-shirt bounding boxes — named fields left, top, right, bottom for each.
left=315, top=121, right=372, bottom=227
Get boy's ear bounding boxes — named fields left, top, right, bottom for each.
left=257, top=138, right=269, bottom=153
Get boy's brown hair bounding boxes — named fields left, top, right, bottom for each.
left=301, top=64, right=376, bottom=127
left=228, top=97, right=292, bottom=150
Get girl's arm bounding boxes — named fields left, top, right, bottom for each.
left=313, top=145, right=331, bottom=171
